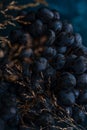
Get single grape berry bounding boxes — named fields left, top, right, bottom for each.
left=78, top=91, right=87, bottom=104
left=76, top=73, right=87, bottom=89
left=57, top=72, right=76, bottom=90
left=57, top=46, right=67, bottom=54
left=43, top=47, right=57, bottom=60
left=62, top=22, right=73, bottom=33
left=48, top=20, right=62, bottom=32
left=52, top=9, right=60, bottom=20
left=37, top=7, right=54, bottom=23
left=44, top=65, right=56, bottom=78
left=70, top=56, right=87, bottom=74
left=35, top=57, right=48, bottom=72
left=56, top=32, right=75, bottom=46
left=29, top=19, right=44, bottom=37
left=52, top=54, right=65, bottom=70
left=74, top=33, right=82, bottom=47
left=74, top=45, right=87, bottom=56
left=72, top=107, right=86, bottom=124
left=58, top=91, right=75, bottom=106
left=20, top=48, right=33, bottom=59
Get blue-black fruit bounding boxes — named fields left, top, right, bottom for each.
left=58, top=91, right=75, bottom=106
left=78, top=91, right=87, bottom=104
left=49, top=20, right=62, bottom=32
left=57, top=72, right=76, bottom=90
left=74, top=33, right=82, bottom=48
left=52, top=9, right=60, bottom=20
left=52, top=54, right=65, bottom=70
left=37, top=8, right=54, bottom=23
left=35, top=57, right=48, bottom=72
left=29, top=20, right=44, bottom=37
left=77, top=73, right=87, bottom=89
left=57, top=46, right=67, bottom=54
left=43, top=47, right=57, bottom=60
left=62, top=22, right=73, bottom=33
left=72, top=107, right=86, bottom=124
left=71, top=56, right=87, bottom=74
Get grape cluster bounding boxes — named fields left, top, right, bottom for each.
left=0, top=7, right=87, bottom=130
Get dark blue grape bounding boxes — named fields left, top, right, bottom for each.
left=18, top=33, right=32, bottom=45
left=56, top=32, right=75, bottom=46
left=78, top=91, right=87, bottom=104
left=20, top=48, right=33, bottom=59
left=37, top=8, right=54, bottom=23
left=35, top=57, right=48, bottom=72
left=62, top=22, right=73, bottom=33
left=46, top=30, right=56, bottom=45
left=72, top=107, right=86, bottom=124
left=58, top=91, right=75, bottom=106
left=52, top=54, right=65, bottom=70
left=29, top=20, right=44, bottom=37
left=65, top=34, right=75, bottom=46
left=57, top=46, right=67, bottom=54
left=73, top=89, right=80, bottom=99
left=74, top=45, right=87, bottom=56
left=57, top=72, right=76, bottom=90
left=71, top=56, right=87, bottom=74
left=66, top=54, right=77, bottom=63
left=52, top=10, right=60, bottom=20
left=80, top=46, right=87, bottom=56
left=65, top=54, right=77, bottom=70
left=74, top=33, right=82, bottom=47
left=44, top=65, right=56, bottom=78
left=49, top=20, right=62, bottom=32
left=77, top=74, right=87, bottom=89
left=43, top=47, right=57, bottom=60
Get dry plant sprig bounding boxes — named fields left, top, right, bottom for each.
left=4, top=0, right=48, bottom=12
left=0, top=0, right=48, bottom=30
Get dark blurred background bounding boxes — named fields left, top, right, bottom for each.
left=0, top=0, right=87, bottom=46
